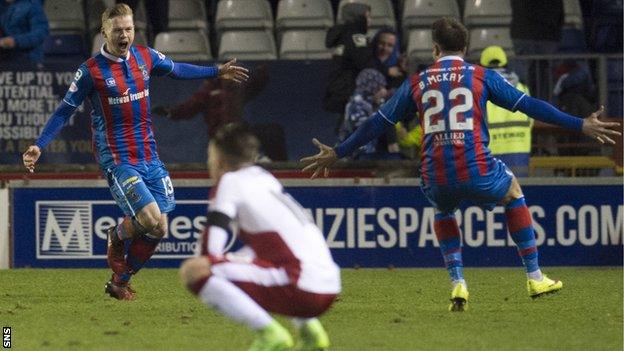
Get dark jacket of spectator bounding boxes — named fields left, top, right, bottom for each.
left=510, top=0, right=563, bottom=42
left=322, top=2, right=373, bottom=114
left=0, top=0, right=49, bottom=64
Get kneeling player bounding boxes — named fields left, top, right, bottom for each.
left=180, top=124, right=341, bottom=351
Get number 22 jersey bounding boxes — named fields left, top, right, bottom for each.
left=380, top=56, right=527, bottom=186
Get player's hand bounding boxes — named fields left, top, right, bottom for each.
left=581, top=106, right=622, bottom=144
left=218, top=58, right=249, bottom=83
left=300, top=138, right=337, bottom=179
left=23, top=145, right=41, bottom=173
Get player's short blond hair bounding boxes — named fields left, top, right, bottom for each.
left=101, top=3, right=133, bottom=32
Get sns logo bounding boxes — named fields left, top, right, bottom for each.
left=105, top=77, right=116, bottom=87
left=36, top=202, right=93, bottom=258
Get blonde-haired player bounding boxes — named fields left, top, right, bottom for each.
left=23, top=4, right=249, bottom=300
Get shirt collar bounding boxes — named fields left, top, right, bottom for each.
left=436, top=55, right=465, bottom=62
left=100, top=44, right=130, bottom=62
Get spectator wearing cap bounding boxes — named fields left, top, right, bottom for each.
left=481, top=46, right=533, bottom=177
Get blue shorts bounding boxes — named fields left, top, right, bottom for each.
left=104, top=160, right=175, bottom=217
left=421, top=158, right=514, bottom=214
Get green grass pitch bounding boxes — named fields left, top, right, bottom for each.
left=0, top=267, right=621, bottom=350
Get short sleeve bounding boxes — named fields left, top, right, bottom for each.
left=149, top=47, right=175, bottom=76
left=210, top=174, right=240, bottom=219
left=63, top=64, right=92, bottom=107
left=378, top=78, right=417, bottom=124
left=484, top=69, right=526, bottom=111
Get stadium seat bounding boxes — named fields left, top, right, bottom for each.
left=45, top=0, right=86, bottom=34
left=279, top=30, right=331, bottom=60
left=463, top=0, right=512, bottom=27
left=43, top=34, right=86, bottom=59
left=337, top=0, right=396, bottom=31
left=215, top=0, right=273, bottom=33
left=275, top=0, right=334, bottom=33
left=563, top=0, right=583, bottom=29
left=402, top=0, right=460, bottom=31
left=87, top=0, right=114, bottom=33
left=559, top=27, right=587, bottom=53
left=406, top=29, right=433, bottom=62
left=218, top=30, right=277, bottom=60
left=154, top=31, right=212, bottom=61
left=91, top=32, right=148, bottom=55
left=468, top=28, right=513, bottom=58
left=168, top=0, right=209, bottom=31
left=87, top=0, right=147, bottom=33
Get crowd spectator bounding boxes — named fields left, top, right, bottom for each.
left=371, top=27, right=407, bottom=90
left=395, top=121, right=422, bottom=160
left=0, top=0, right=49, bottom=65
left=339, top=68, right=401, bottom=160
left=323, top=2, right=372, bottom=117
left=480, top=46, right=533, bottom=177
left=553, top=59, right=597, bottom=117
left=511, top=0, right=563, bottom=97
left=151, top=65, right=286, bottom=161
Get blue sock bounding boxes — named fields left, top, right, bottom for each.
left=434, top=213, right=464, bottom=283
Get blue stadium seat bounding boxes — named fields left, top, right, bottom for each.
left=559, top=27, right=587, bottom=53
left=43, top=34, right=86, bottom=59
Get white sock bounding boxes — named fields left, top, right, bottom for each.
left=452, top=279, right=467, bottom=289
left=291, top=317, right=316, bottom=329
left=199, top=276, right=273, bottom=330
left=527, top=269, right=543, bottom=281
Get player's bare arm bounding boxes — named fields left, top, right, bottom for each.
left=581, top=106, right=622, bottom=144
left=300, top=138, right=337, bottom=178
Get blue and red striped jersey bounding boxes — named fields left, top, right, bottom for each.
left=63, top=45, right=174, bottom=168
left=378, top=56, right=526, bottom=185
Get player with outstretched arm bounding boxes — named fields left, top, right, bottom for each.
left=301, top=17, right=620, bottom=311
left=180, top=124, right=341, bottom=351
left=22, top=4, right=249, bottom=300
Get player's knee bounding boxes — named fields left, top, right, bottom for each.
left=137, top=204, right=161, bottom=231
left=149, top=217, right=168, bottom=238
left=179, top=257, right=212, bottom=295
left=501, top=177, right=524, bottom=205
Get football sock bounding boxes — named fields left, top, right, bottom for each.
left=114, top=216, right=149, bottom=242
left=434, top=212, right=465, bottom=284
left=199, top=276, right=273, bottom=330
left=505, top=197, right=542, bottom=280
left=118, top=233, right=161, bottom=283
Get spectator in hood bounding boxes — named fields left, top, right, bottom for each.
left=339, top=68, right=401, bottom=160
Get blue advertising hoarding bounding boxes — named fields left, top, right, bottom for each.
left=9, top=179, right=623, bottom=268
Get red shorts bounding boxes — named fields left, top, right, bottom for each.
left=208, top=255, right=337, bottom=318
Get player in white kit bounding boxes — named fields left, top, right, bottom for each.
left=179, top=124, right=341, bottom=351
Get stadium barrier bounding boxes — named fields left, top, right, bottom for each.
left=0, top=187, right=7, bottom=269
left=6, top=177, right=622, bottom=269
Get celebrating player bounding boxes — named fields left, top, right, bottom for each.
left=180, top=124, right=341, bottom=351
left=301, top=17, right=621, bottom=311
left=22, top=4, right=249, bottom=300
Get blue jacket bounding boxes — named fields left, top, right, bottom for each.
left=0, top=0, right=49, bottom=63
